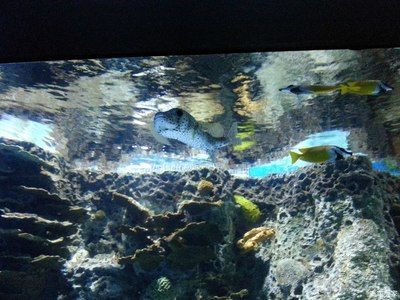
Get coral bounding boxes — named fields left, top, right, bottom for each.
left=112, top=192, right=152, bottom=224
left=118, top=225, right=152, bottom=243
left=0, top=142, right=53, bottom=170
left=92, top=209, right=106, bottom=220
left=0, top=255, right=65, bottom=272
left=164, top=221, right=223, bottom=270
left=144, top=211, right=185, bottom=235
left=17, top=186, right=70, bottom=205
left=3, top=139, right=400, bottom=299
left=64, top=206, right=89, bottom=223
left=233, top=194, right=261, bottom=224
left=197, top=179, right=214, bottom=195
left=119, top=242, right=165, bottom=271
left=209, top=289, right=249, bottom=299
left=145, top=276, right=175, bottom=300
left=0, top=229, right=69, bottom=257
left=178, top=199, right=223, bottom=216
left=165, top=221, right=222, bottom=249
left=236, top=227, right=275, bottom=253
left=0, top=212, right=75, bottom=239
left=0, top=141, right=81, bottom=299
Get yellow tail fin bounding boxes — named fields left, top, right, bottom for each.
left=289, top=151, right=301, bottom=164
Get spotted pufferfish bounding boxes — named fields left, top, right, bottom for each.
left=152, top=108, right=238, bottom=161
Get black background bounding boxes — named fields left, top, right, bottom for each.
left=1, top=0, right=400, bottom=63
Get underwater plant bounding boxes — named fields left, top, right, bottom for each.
left=233, top=194, right=261, bottom=224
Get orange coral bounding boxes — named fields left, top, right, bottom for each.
left=237, top=227, right=276, bottom=253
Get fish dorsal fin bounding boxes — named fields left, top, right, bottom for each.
left=343, top=80, right=363, bottom=91
left=345, top=80, right=357, bottom=86
left=298, top=147, right=310, bottom=153
left=299, top=146, right=329, bottom=153
left=149, top=122, right=172, bottom=146
left=201, top=122, right=225, bottom=138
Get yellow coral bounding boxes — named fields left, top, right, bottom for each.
left=237, top=227, right=275, bottom=253
left=197, top=180, right=214, bottom=194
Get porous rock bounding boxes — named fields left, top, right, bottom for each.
left=2, top=139, right=399, bottom=299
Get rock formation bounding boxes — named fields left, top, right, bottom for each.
left=0, top=139, right=399, bottom=299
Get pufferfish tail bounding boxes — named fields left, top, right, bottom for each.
left=215, top=122, right=241, bottom=150
left=227, top=122, right=241, bottom=146
left=289, top=151, right=301, bottom=164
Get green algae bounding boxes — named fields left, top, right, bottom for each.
left=233, top=195, right=261, bottom=224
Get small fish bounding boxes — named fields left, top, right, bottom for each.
left=289, top=145, right=352, bottom=164
left=153, top=108, right=238, bottom=160
left=337, top=80, right=393, bottom=96
left=279, top=85, right=339, bottom=95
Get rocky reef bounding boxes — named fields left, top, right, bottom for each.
left=1, top=140, right=400, bottom=299
left=0, top=140, right=89, bottom=299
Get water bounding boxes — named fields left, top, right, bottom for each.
left=0, top=49, right=400, bottom=299
left=1, top=49, right=400, bottom=173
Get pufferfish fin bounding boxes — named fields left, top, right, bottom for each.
left=201, top=122, right=225, bottom=138
left=149, top=122, right=172, bottom=146
left=228, top=122, right=242, bottom=145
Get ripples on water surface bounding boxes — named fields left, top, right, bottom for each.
left=1, top=49, right=399, bottom=175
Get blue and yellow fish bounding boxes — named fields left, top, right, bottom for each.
left=280, top=80, right=393, bottom=96
left=279, top=84, right=339, bottom=95
left=289, top=145, right=352, bottom=164
left=337, top=80, right=393, bottom=96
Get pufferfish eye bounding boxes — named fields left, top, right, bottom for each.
left=176, top=109, right=183, bottom=117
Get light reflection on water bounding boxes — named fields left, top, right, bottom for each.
left=0, top=49, right=399, bottom=176
left=0, top=113, right=57, bottom=153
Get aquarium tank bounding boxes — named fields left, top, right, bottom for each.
left=0, top=49, right=400, bottom=299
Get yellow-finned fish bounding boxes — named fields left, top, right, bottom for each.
left=279, top=85, right=339, bottom=95
left=337, top=80, right=393, bottom=96
left=153, top=108, right=238, bottom=161
left=289, top=145, right=352, bottom=164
